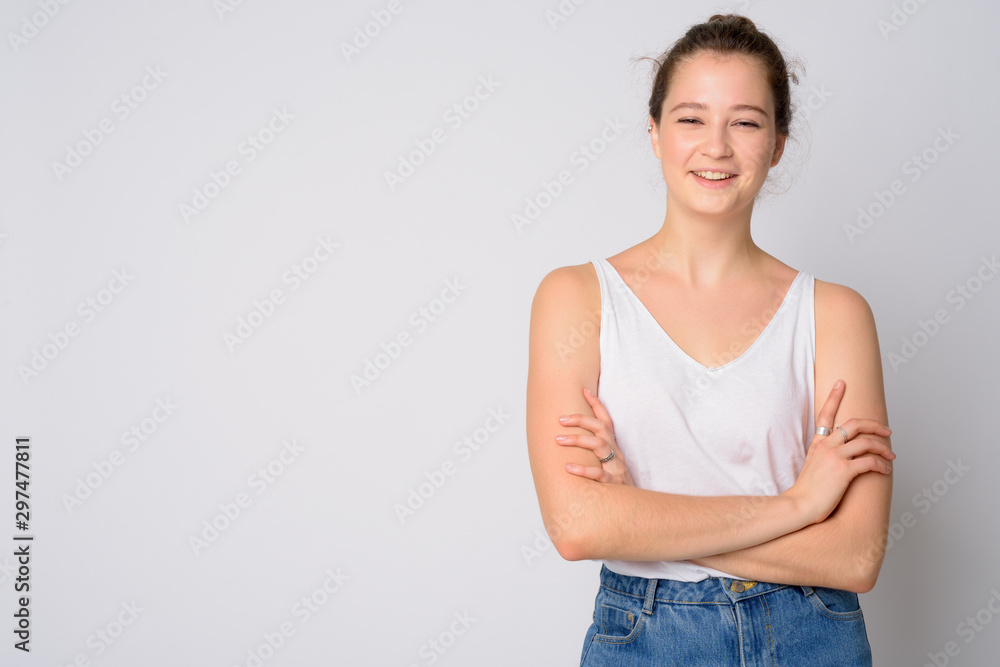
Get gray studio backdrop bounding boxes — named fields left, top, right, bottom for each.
left=2, top=0, right=998, bottom=665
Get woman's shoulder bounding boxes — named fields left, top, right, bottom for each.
left=745, top=253, right=866, bottom=309
left=530, top=261, right=601, bottom=330
left=812, top=277, right=880, bottom=360
left=813, top=277, right=875, bottom=322
left=533, top=260, right=600, bottom=300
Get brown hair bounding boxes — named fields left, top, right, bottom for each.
left=645, top=14, right=800, bottom=137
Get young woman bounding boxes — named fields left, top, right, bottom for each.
left=525, top=14, right=895, bottom=666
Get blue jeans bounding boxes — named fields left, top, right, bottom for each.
left=580, top=565, right=872, bottom=666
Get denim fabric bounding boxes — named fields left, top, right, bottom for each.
left=580, top=565, right=872, bottom=666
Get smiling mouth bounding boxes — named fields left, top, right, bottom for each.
left=692, top=170, right=736, bottom=180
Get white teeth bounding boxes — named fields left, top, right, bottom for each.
left=694, top=171, right=735, bottom=180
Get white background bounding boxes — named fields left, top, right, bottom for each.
left=2, top=0, right=999, bottom=665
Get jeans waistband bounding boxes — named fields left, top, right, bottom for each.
left=598, top=564, right=795, bottom=612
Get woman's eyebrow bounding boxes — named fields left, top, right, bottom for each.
left=668, top=101, right=769, bottom=117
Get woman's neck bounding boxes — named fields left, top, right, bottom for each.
left=644, top=204, right=765, bottom=289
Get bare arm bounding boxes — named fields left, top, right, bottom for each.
left=526, top=267, right=890, bottom=563
left=689, top=281, right=893, bottom=593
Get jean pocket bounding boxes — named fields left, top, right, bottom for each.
left=592, top=593, right=645, bottom=644
left=801, top=585, right=864, bottom=621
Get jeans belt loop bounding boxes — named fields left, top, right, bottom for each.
left=642, top=578, right=658, bottom=615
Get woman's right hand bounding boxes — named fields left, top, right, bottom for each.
left=783, top=379, right=895, bottom=526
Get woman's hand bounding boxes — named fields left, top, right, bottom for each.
left=783, top=379, right=895, bottom=526
left=555, top=387, right=635, bottom=486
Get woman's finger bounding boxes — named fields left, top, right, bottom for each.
left=583, top=387, right=616, bottom=429
left=837, top=437, right=896, bottom=462
left=813, top=419, right=890, bottom=450
left=565, top=463, right=611, bottom=482
left=815, top=379, right=846, bottom=430
left=836, top=418, right=893, bottom=441
left=558, top=413, right=613, bottom=437
left=555, top=433, right=611, bottom=454
left=847, top=454, right=892, bottom=476
left=558, top=433, right=629, bottom=468
left=862, top=454, right=894, bottom=473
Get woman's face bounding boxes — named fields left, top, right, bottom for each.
left=651, top=51, right=786, bottom=218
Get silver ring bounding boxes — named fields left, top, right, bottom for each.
left=837, top=425, right=849, bottom=442
left=815, top=426, right=831, bottom=436
left=599, top=450, right=616, bottom=464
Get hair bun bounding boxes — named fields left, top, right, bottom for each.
left=707, top=14, right=758, bottom=32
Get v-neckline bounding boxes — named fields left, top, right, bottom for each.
left=601, top=258, right=803, bottom=373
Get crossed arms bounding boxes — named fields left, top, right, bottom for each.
left=525, top=264, right=894, bottom=593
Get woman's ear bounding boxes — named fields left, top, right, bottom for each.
left=770, top=133, right=787, bottom=167
left=649, top=117, right=661, bottom=160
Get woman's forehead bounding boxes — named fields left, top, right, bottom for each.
left=665, top=53, right=773, bottom=106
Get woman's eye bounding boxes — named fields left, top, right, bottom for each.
left=676, top=118, right=760, bottom=127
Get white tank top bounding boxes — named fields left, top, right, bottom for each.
left=591, top=258, right=816, bottom=581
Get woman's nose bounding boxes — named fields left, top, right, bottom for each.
left=700, top=123, right=733, bottom=158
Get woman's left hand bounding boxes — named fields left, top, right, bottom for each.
left=556, top=387, right=635, bottom=486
